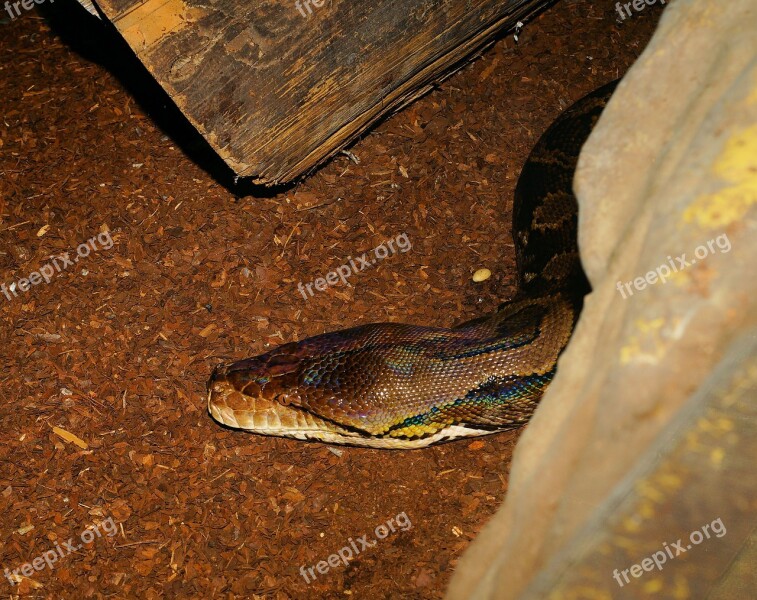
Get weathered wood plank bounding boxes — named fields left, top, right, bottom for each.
left=88, top=0, right=552, bottom=183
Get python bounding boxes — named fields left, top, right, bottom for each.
left=207, top=81, right=621, bottom=448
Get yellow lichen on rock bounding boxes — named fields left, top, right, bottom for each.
left=619, top=317, right=668, bottom=365
left=684, top=123, right=757, bottom=229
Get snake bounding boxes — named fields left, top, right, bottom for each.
left=207, top=80, right=618, bottom=448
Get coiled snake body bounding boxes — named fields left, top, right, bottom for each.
left=207, top=81, right=618, bottom=448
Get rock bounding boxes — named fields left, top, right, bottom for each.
left=447, top=0, right=757, bottom=597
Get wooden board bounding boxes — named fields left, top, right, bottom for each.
left=88, top=0, right=553, bottom=184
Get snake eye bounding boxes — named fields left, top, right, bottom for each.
left=276, top=392, right=299, bottom=406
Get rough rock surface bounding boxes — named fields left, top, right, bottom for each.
left=447, top=0, right=757, bottom=597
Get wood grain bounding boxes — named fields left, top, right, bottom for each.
left=88, top=0, right=552, bottom=183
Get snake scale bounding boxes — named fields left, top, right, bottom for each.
left=207, top=80, right=618, bottom=448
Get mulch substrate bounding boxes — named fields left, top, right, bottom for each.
left=0, top=1, right=664, bottom=598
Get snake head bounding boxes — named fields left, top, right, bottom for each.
left=207, top=325, right=408, bottom=444
left=205, top=297, right=571, bottom=448
left=207, top=341, right=341, bottom=439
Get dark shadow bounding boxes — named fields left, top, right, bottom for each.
left=36, top=0, right=293, bottom=198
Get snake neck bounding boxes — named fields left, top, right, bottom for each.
left=513, top=80, right=618, bottom=299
